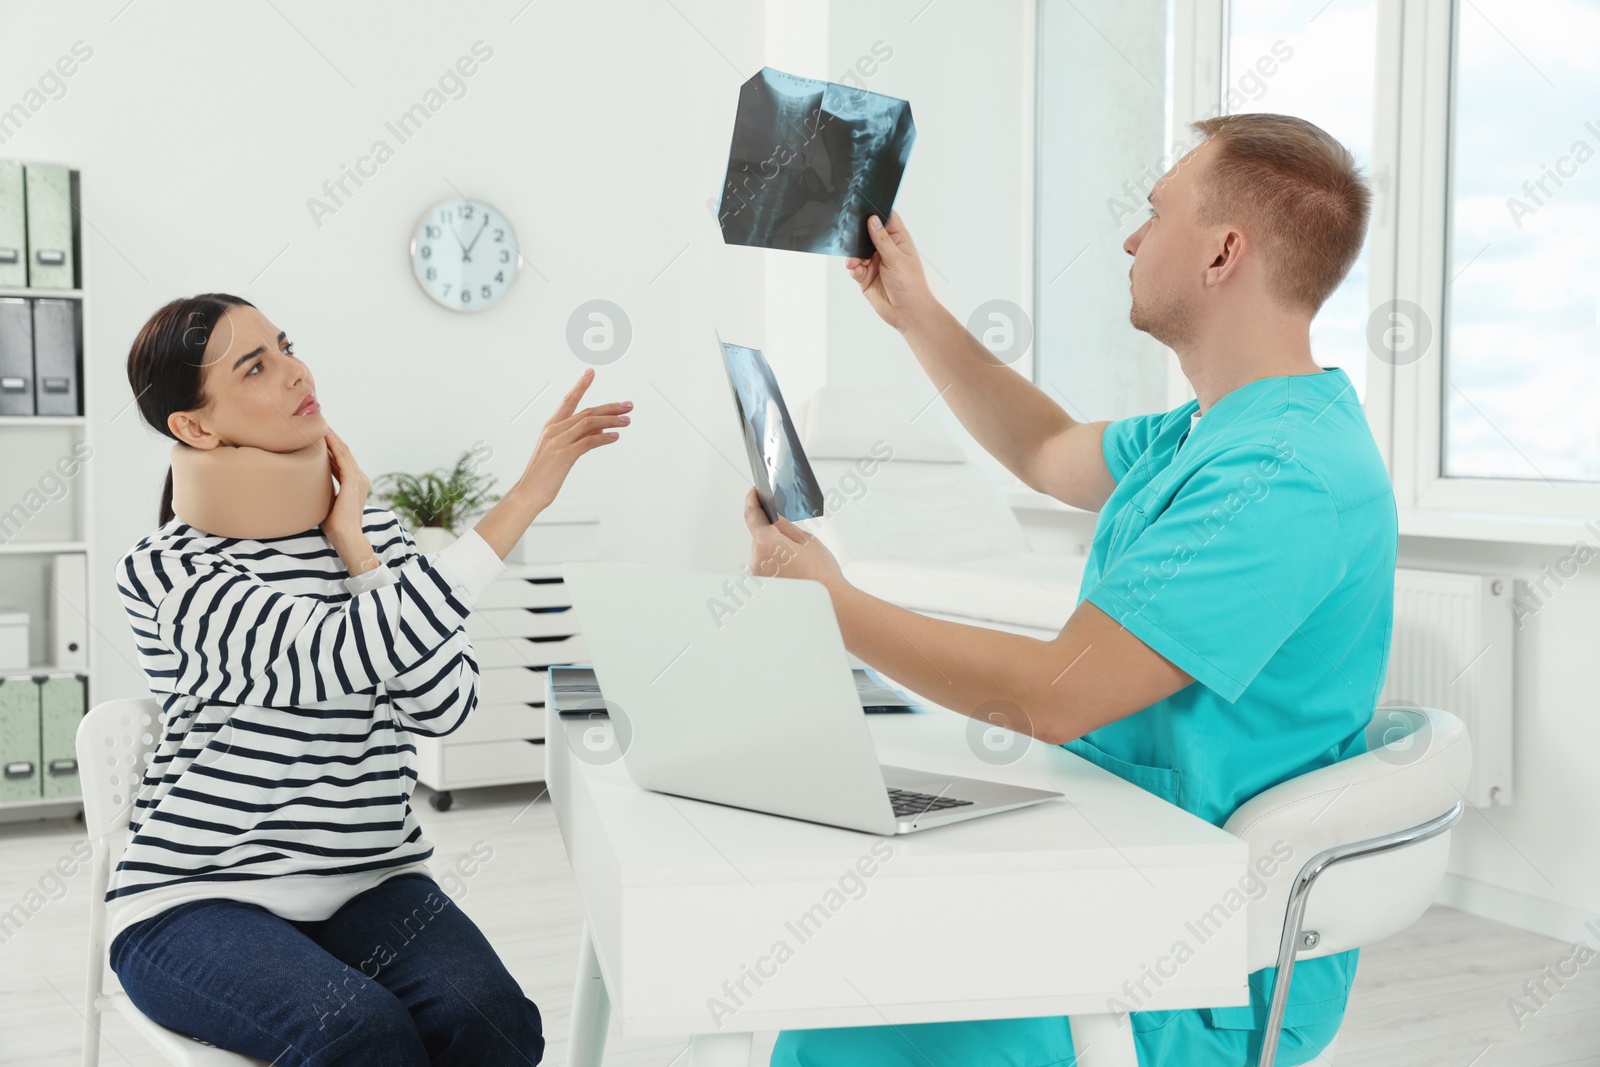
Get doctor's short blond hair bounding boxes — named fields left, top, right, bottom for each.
left=1189, top=113, right=1372, bottom=316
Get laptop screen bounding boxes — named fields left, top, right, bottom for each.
left=719, top=339, right=824, bottom=524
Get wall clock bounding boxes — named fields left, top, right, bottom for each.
left=409, top=197, right=521, bottom=312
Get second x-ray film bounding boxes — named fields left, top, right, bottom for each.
left=719, top=337, right=824, bottom=524
left=717, top=67, right=915, bottom=259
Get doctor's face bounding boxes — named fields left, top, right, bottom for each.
left=169, top=304, right=327, bottom=453
left=1122, top=140, right=1218, bottom=353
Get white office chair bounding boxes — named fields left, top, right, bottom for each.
left=796, top=385, right=1089, bottom=637
left=77, top=696, right=269, bottom=1066
left=1225, top=705, right=1474, bottom=1067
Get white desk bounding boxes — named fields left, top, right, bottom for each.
left=544, top=697, right=1252, bottom=1067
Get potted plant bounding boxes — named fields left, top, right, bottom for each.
left=372, top=448, right=501, bottom=554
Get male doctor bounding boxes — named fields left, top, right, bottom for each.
left=744, top=113, right=1397, bottom=1066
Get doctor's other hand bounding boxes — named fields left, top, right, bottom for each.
left=743, top=488, right=844, bottom=589
left=844, top=211, right=936, bottom=332
left=517, top=368, right=631, bottom=513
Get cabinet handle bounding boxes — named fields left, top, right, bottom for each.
left=4, top=761, right=35, bottom=780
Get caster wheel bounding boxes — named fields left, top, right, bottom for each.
left=430, top=791, right=454, bottom=812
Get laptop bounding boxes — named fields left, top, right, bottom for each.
left=561, top=561, right=1062, bottom=834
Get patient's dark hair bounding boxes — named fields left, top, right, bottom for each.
left=126, top=293, right=256, bottom=526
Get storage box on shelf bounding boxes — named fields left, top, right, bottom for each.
left=0, top=672, right=88, bottom=808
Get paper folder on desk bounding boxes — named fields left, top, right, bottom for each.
left=549, top=664, right=922, bottom=715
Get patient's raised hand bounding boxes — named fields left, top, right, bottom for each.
left=518, top=369, right=631, bottom=512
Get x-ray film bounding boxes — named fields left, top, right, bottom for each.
left=718, top=337, right=824, bottom=524
left=717, top=67, right=915, bottom=259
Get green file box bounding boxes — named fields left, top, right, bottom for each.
left=0, top=675, right=41, bottom=802
left=23, top=163, right=76, bottom=290
left=40, top=673, right=85, bottom=799
left=0, top=161, right=24, bottom=289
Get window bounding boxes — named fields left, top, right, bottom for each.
left=1444, top=0, right=1600, bottom=482
left=1033, top=0, right=1600, bottom=528
left=1033, top=0, right=1176, bottom=427
left=1225, top=0, right=1380, bottom=401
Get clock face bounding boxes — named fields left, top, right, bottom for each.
left=410, top=197, right=521, bottom=312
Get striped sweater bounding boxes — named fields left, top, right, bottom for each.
left=107, top=507, right=507, bottom=950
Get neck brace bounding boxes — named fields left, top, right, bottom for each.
left=168, top=437, right=335, bottom=540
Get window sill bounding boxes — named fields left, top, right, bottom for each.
left=1398, top=509, right=1600, bottom=547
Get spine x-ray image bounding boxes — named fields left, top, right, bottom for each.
left=719, top=338, right=825, bottom=524
left=717, top=67, right=915, bottom=259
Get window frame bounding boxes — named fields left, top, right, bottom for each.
left=1181, top=0, right=1600, bottom=538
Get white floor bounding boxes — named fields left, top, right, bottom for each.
left=1, top=780, right=1595, bottom=1066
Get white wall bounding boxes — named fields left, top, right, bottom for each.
left=6, top=0, right=1586, bottom=943
left=0, top=0, right=1035, bottom=728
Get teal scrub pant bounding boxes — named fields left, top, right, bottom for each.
left=770, top=1008, right=1344, bottom=1066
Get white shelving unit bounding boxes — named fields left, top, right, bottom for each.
left=413, top=560, right=588, bottom=810
left=0, top=166, right=93, bottom=824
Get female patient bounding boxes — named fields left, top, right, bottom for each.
left=108, top=293, right=630, bottom=1066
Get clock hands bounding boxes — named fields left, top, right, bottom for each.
left=462, top=214, right=491, bottom=258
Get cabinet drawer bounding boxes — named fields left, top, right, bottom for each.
left=476, top=634, right=588, bottom=669
left=466, top=606, right=578, bottom=640
left=442, top=738, right=543, bottom=786
left=480, top=666, right=548, bottom=705
left=453, top=702, right=544, bottom=744
left=478, top=578, right=571, bottom=610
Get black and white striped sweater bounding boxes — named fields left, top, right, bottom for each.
left=107, top=507, right=507, bottom=949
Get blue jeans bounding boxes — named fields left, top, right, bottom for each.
left=108, top=872, right=544, bottom=1066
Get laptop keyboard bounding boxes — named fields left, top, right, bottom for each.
left=888, top=787, right=975, bottom=819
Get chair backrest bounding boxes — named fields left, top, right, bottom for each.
left=76, top=696, right=164, bottom=840
left=1223, top=706, right=1474, bottom=971
left=796, top=385, right=1031, bottom=567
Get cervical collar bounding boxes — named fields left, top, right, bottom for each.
left=168, top=436, right=335, bottom=540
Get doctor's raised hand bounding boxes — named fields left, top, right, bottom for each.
left=743, top=487, right=843, bottom=590
left=844, top=211, right=936, bottom=331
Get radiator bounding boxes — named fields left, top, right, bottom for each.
left=1377, top=568, right=1514, bottom=808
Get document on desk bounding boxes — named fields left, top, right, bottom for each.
left=855, top=666, right=924, bottom=713
left=551, top=664, right=921, bottom=715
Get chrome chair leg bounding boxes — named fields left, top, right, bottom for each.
left=1256, top=801, right=1463, bottom=1067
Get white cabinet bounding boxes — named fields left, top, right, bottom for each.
left=412, top=561, right=588, bottom=810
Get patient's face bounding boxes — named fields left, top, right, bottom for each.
left=171, top=304, right=326, bottom=452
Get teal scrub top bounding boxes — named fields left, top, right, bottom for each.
left=770, top=367, right=1398, bottom=1066
left=1068, top=365, right=1398, bottom=1037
